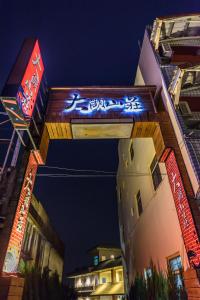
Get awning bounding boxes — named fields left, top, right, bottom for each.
left=91, top=282, right=124, bottom=296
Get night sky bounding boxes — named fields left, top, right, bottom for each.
left=0, top=0, right=199, bottom=273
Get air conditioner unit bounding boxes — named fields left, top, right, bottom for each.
left=182, top=72, right=194, bottom=88
left=179, top=101, right=192, bottom=117
left=161, top=43, right=173, bottom=58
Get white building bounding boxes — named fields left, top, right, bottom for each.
left=117, top=14, right=200, bottom=292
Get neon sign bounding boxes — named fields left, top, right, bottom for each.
left=3, top=152, right=38, bottom=273
left=16, top=40, right=44, bottom=119
left=165, top=150, right=200, bottom=268
left=64, top=93, right=143, bottom=114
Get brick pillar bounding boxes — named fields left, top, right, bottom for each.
left=0, top=276, right=24, bottom=300
left=184, top=268, right=200, bottom=299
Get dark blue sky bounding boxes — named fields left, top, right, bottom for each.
left=0, top=0, right=199, bottom=273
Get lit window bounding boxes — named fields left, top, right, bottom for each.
left=150, top=156, right=162, bottom=190
left=102, top=277, right=106, bottom=283
left=130, top=142, right=134, bottom=161
left=168, top=255, right=183, bottom=288
left=116, top=270, right=123, bottom=282
left=101, top=256, right=106, bottom=261
left=85, top=277, right=91, bottom=286
left=76, top=278, right=82, bottom=287
left=136, top=191, right=143, bottom=216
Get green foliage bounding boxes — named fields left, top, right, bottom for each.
left=22, top=266, right=77, bottom=300
left=128, top=262, right=187, bottom=300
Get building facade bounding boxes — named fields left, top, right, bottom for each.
left=1, top=13, right=200, bottom=300
left=68, top=246, right=125, bottom=300
left=20, top=194, right=64, bottom=281
left=117, top=14, right=200, bottom=292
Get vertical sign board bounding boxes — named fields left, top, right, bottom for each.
left=1, top=40, right=44, bottom=273
left=1, top=41, right=44, bottom=133
left=16, top=40, right=44, bottom=119
left=3, top=152, right=38, bottom=273
left=165, top=150, right=200, bottom=268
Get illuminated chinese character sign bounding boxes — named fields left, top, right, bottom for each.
left=3, top=152, right=38, bottom=273
left=16, top=40, right=44, bottom=119
left=165, top=150, right=200, bottom=268
left=64, top=93, right=143, bottom=115
left=47, top=87, right=156, bottom=124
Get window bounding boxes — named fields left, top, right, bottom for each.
left=131, top=207, right=134, bottom=217
left=131, top=195, right=135, bottom=216
left=101, top=255, right=106, bottom=261
left=136, top=191, right=143, bottom=216
left=94, top=255, right=99, bottom=266
left=150, top=156, right=162, bottom=190
left=116, top=270, right=123, bottom=282
left=35, top=234, right=42, bottom=267
left=119, top=188, right=122, bottom=203
left=130, top=142, right=134, bottom=161
left=23, top=221, right=32, bottom=253
left=29, top=227, right=37, bottom=257
left=168, top=255, right=183, bottom=288
left=38, top=239, right=45, bottom=268
left=144, top=268, right=152, bottom=280
left=102, top=277, right=106, bottom=283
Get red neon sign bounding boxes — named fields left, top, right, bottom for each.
left=3, top=152, right=38, bottom=273
left=165, top=150, right=200, bottom=268
left=16, top=40, right=44, bottom=118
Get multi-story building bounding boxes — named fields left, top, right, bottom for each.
left=19, top=194, right=64, bottom=281
left=2, top=13, right=200, bottom=300
left=117, top=14, right=200, bottom=290
left=68, top=245, right=125, bottom=300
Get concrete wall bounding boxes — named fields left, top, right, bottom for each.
left=117, top=137, right=189, bottom=284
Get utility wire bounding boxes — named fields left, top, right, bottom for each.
left=37, top=174, right=115, bottom=178
left=39, top=165, right=116, bottom=174
left=37, top=172, right=167, bottom=178
left=0, top=119, right=10, bottom=126
left=37, top=165, right=167, bottom=178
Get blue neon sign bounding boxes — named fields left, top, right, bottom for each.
left=64, top=93, right=144, bottom=115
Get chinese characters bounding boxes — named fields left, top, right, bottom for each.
left=171, top=171, right=189, bottom=229
left=3, top=153, right=38, bottom=273
left=16, top=40, right=44, bottom=118
left=17, top=169, right=33, bottom=233
left=166, top=151, right=200, bottom=269
left=64, top=93, right=143, bottom=114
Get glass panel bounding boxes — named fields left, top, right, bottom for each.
left=137, top=191, right=143, bottom=216
left=169, top=256, right=182, bottom=271
left=151, top=156, right=162, bottom=190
